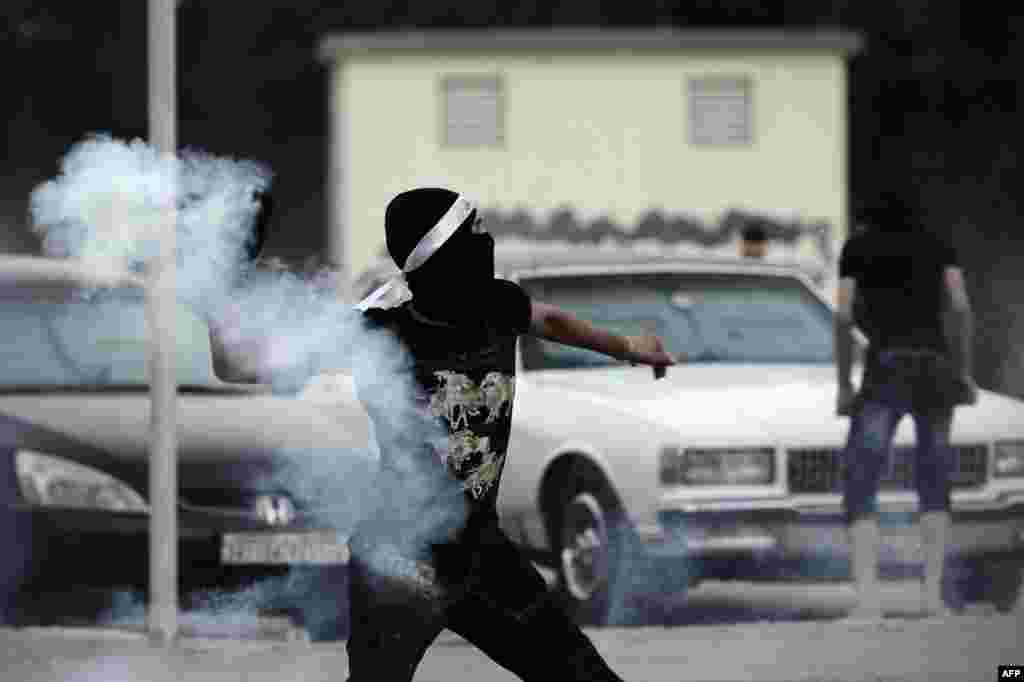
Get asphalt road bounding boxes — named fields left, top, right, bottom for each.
left=622, top=577, right=1002, bottom=626
left=2, top=598, right=1021, bottom=682
left=12, top=574, right=1017, bottom=633
left=5, top=577, right=1020, bottom=682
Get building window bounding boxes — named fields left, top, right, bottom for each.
left=442, top=75, right=504, bottom=147
left=688, top=77, right=752, bottom=146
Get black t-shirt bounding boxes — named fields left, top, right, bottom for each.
left=355, top=279, right=532, bottom=522
left=839, top=228, right=957, bottom=355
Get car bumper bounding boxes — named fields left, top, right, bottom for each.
left=645, top=504, right=1024, bottom=580
left=8, top=504, right=347, bottom=588
left=9, top=502, right=340, bottom=535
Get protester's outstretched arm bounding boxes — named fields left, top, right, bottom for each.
left=834, top=277, right=857, bottom=416
left=527, top=300, right=677, bottom=377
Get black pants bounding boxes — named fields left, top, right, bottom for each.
left=346, top=514, right=624, bottom=681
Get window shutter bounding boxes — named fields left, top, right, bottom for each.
left=443, top=76, right=503, bottom=147
left=689, top=77, right=752, bottom=146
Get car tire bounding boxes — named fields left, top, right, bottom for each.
left=553, top=488, right=639, bottom=626
left=984, top=561, right=1023, bottom=613
left=1, top=458, right=36, bottom=625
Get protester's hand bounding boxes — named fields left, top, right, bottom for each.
left=211, top=301, right=243, bottom=340
left=208, top=302, right=275, bottom=383
left=836, top=382, right=857, bottom=417
left=624, top=334, right=679, bottom=380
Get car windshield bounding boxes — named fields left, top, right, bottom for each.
left=0, top=290, right=219, bottom=389
left=519, top=272, right=834, bottom=370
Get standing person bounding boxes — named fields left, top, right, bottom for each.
left=348, top=187, right=676, bottom=681
left=738, top=221, right=768, bottom=259
left=834, top=192, right=977, bottom=620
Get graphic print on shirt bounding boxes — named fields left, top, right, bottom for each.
left=428, top=370, right=515, bottom=499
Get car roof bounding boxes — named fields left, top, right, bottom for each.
left=494, top=244, right=819, bottom=277
left=354, top=242, right=824, bottom=289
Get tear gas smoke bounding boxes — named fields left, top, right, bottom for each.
left=25, top=135, right=461, bottom=639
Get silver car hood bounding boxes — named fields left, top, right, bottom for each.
left=0, top=387, right=375, bottom=498
left=523, top=364, right=1023, bottom=445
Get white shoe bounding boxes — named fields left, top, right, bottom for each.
left=920, top=511, right=952, bottom=619
left=842, top=518, right=884, bottom=625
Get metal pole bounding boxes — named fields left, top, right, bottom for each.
left=326, top=61, right=348, bottom=300
left=147, top=0, right=178, bottom=646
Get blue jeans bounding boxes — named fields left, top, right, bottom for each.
left=842, top=350, right=956, bottom=522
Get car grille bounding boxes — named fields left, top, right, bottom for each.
left=787, top=444, right=988, bottom=494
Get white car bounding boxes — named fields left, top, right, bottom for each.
left=356, top=245, right=1024, bottom=624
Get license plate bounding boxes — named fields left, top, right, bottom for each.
left=221, top=530, right=350, bottom=565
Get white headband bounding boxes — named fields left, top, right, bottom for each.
left=355, top=194, right=475, bottom=312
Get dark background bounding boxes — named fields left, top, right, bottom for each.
left=1, top=2, right=1021, bottom=394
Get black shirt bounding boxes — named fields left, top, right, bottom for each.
left=839, top=228, right=957, bottom=356
left=355, top=279, right=532, bottom=523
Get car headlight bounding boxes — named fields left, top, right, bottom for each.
left=16, top=450, right=148, bottom=512
left=659, top=446, right=775, bottom=486
left=994, top=440, right=1024, bottom=478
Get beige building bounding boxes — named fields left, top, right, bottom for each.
left=316, top=28, right=863, bottom=291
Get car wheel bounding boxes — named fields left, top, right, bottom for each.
left=984, top=561, right=1023, bottom=613
left=554, top=490, right=637, bottom=626
left=1, top=458, right=36, bottom=625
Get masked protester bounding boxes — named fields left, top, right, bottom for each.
left=835, top=191, right=977, bottom=622
left=348, top=188, right=675, bottom=682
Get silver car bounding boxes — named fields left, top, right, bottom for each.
left=0, top=255, right=373, bottom=629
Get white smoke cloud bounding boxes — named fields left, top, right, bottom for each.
left=31, top=134, right=270, bottom=311
left=25, top=135, right=465, bottom=640
left=27, top=133, right=367, bottom=392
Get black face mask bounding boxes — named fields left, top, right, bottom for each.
left=406, top=231, right=495, bottom=322
left=465, top=232, right=495, bottom=282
